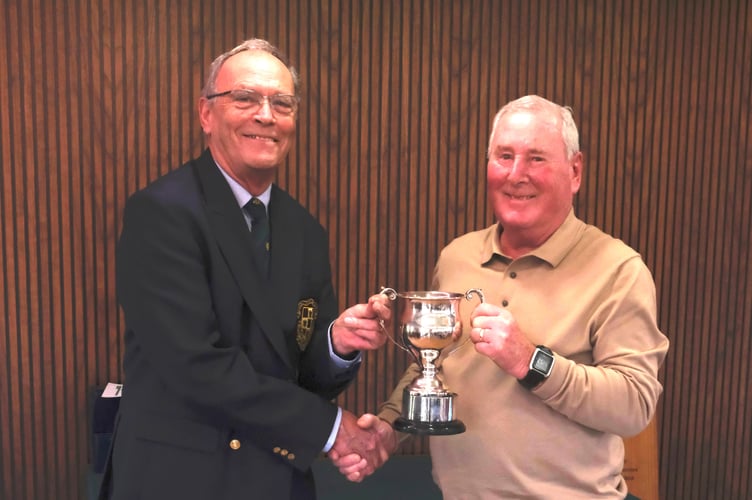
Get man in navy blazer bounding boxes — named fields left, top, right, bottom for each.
left=99, top=39, right=391, bottom=500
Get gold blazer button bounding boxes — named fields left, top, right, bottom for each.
left=229, top=439, right=241, bottom=450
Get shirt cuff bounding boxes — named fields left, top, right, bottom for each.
left=322, top=407, right=342, bottom=452
left=328, top=321, right=362, bottom=367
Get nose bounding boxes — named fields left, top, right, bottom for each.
left=253, top=98, right=275, bottom=123
left=506, top=156, right=528, bottom=180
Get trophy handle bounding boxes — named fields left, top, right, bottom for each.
left=379, top=287, right=423, bottom=366
left=443, top=287, right=485, bottom=358
left=465, top=288, right=485, bottom=303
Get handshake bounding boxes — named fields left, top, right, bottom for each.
left=328, top=411, right=400, bottom=482
left=326, top=293, right=401, bottom=481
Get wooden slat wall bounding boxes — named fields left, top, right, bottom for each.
left=1, top=1, right=749, bottom=498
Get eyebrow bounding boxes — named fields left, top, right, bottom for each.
left=527, top=148, right=548, bottom=156
left=492, top=146, right=549, bottom=156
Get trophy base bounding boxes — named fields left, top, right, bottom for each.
left=394, top=417, right=466, bottom=435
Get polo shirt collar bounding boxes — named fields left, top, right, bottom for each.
left=529, top=209, right=584, bottom=266
left=482, top=208, right=584, bottom=267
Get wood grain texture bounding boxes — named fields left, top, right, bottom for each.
left=1, top=1, right=750, bottom=498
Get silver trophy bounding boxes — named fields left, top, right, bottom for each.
left=380, top=287, right=484, bottom=435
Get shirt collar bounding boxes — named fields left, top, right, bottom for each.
left=214, top=162, right=272, bottom=209
left=530, top=209, right=585, bottom=266
left=482, top=208, right=584, bottom=267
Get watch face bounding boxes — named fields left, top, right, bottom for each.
left=533, top=352, right=553, bottom=373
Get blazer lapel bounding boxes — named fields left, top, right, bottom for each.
left=191, top=150, right=294, bottom=373
left=268, top=186, right=304, bottom=322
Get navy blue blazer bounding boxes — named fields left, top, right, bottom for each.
left=100, top=149, right=359, bottom=500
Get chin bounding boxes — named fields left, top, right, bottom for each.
left=498, top=212, right=537, bottom=230
left=244, top=157, right=282, bottom=170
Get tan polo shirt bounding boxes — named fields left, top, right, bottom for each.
left=379, top=210, right=669, bottom=499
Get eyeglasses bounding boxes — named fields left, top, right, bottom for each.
left=206, top=89, right=299, bottom=116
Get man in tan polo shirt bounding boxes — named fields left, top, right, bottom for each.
left=330, top=95, right=669, bottom=499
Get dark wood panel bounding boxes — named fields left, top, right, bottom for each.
left=1, top=1, right=750, bottom=498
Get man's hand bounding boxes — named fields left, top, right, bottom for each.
left=331, top=294, right=392, bottom=357
left=329, top=412, right=398, bottom=482
left=470, top=303, right=536, bottom=379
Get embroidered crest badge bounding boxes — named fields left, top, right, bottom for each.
left=296, top=298, right=318, bottom=350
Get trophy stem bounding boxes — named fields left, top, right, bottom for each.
left=420, top=349, right=439, bottom=381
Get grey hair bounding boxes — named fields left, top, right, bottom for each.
left=201, top=38, right=301, bottom=97
left=487, top=95, right=580, bottom=159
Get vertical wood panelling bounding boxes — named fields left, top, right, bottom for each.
left=1, top=1, right=750, bottom=498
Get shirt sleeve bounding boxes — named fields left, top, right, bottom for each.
left=534, top=257, right=670, bottom=437
left=327, top=321, right=363, bottom=367
left=322, top=407, right=343, bottom=452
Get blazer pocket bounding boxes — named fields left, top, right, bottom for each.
left=133, top=412, right=222, bottom=453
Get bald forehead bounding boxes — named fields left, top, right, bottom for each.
left=216, top=50, right=295, bottom=93
left=493, top=109, right=560, bottom=143
left=506, top=108, right=559, bottom=129
left=491, top=109, right=567, bottom=156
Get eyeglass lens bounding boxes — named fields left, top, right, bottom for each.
left=230, top=90, right=296, bottom=115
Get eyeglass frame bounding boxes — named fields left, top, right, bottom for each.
left=205, top=88, right=300, bottom=116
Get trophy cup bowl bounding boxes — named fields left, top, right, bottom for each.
left=380, top=287, right=484, bottom=435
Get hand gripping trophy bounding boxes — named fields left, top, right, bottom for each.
left=380, top=287, right=484, bottom=435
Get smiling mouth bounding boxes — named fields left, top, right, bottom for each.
left=506, top=194, right=535, bottom=200
left=245, top=134, right=278, bottom=143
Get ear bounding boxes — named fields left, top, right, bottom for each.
left=570, top=151, right=583, bottom=194
left=198, top=97, right=212, bottom=135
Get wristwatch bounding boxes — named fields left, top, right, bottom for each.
left=518, top=345, right=555, bottom=390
